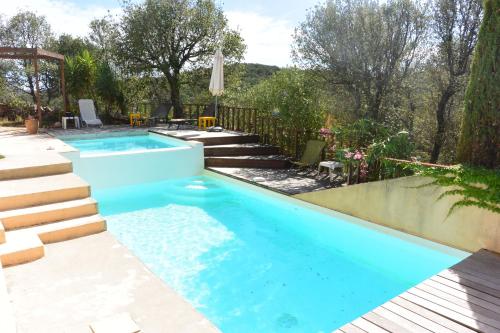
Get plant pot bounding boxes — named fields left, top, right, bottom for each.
left=25, top=119, right=39, bottom=134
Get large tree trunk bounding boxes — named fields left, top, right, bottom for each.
left=430, top=87, right=454, bottom=163
left=166, top=71, right=183, bottom=119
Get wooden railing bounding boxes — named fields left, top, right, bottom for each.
left=183, top=104, right=321, bottom=159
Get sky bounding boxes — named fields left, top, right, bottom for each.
left=0, top=0, right=319, bottom=67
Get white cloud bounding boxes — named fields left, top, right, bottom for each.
left=1, top=1, right=294, bottom=67
left=1, top=0, right=120, bottom=37
left=226, top=10, right=294, bottom=67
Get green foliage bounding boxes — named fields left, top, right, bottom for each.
left=412, top=164, right=500, bottom=215
left=243, top=68, right=324, bottom=132
left=367, top=131, right=415, bottom=163
left=333, top=119, right=390, bottom=150
left=65, top=50, right=97, bottom=104
left=118, top=0, right=245, bottom=117
left=95, top=62, right=125, bottom=114
left=293, top=0, right=426, bottom=121
left=457, top=0, right=499, bottom=168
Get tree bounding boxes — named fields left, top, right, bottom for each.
left=1, top=11, right=54, bottom=104
left=457, top=0, right=499, bottom=168
left=428, top=0, right=482, bottom=163
left=65, top=50, right=97, bottom=105
left=118, top=0, right=245, bottom=117
left=244, top=68, right=325, bottom=133
left=293, top=0, right=426, bottom=121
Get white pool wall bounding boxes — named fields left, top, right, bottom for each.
left=61, top=133, right=204, bottom=189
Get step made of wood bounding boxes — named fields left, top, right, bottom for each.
left=0, top=153, right=72, bottom=180
left=205, top=156, right=290, bottom=169
left=194, top=134, right=260, bottom=146
left=24, top=214, right=106, bottom=244
left=204, top=144, right=280, bottom=156
left=0, top=232, right=44, bottom=267
left=0, top=198, right=98, bottom=231
left=0, top=173, right=90, bottom=211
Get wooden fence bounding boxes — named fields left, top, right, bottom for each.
left=183, top=104, right=321, bottom=159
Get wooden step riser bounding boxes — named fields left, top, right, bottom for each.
left=205, top=158, right=290, bottom=169
left=2, top=202, right=98, bottom=231
left=0, top=187, right=90, bottom=211
left=0, top=225, right=4, bottom=244
left=0, top=244, right=44, bottom=267
left=195, top=135, right=260, bottom=146
left=0, top=163, right=72, bottom=181
left=38, top=219, right=106, bottom=244
left=204, top=146, right=280, bottom=157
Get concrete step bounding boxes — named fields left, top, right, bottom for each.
left=25, top=214, right=107, bottom=244
left=204, top=143, right=280, bottom=157
left=0, top=198, right=98, bottom=231
left=0, top=232, right=44, bottom=267
left=0, top=223, right=4, bottom=244
left=0, top=173, right=90, bottom=211
left=194, top=134, right=260, bottom=146
left=0, top=262, right=17, bottom=333
left=0, top=153, right=72, bottom=180
left=205, top=155, right=290, bottom=169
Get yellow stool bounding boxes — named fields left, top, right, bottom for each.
left=198, top=116, right=216, bottom=129
left=129, top=113, right=142, bottom=127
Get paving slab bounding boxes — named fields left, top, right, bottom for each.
left=3, top=231, right=220, bottom=333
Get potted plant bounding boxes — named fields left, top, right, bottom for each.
left=25, top=115, right=39, bottom=134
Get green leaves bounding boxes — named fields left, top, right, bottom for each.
left=65, top=50, right=97, bottom=101
left=412, top=164, right=500, bottom=216
left=243, top=68, right=324, bottom=132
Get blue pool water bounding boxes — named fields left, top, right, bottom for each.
left=94, top=175, right=467, bottom=333
left=63, top=134, right=176, bottom=154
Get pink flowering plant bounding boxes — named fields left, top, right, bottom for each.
left=336, top=148, right=369, bottom=183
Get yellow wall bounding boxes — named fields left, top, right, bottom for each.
left=294, top=176, right=500, bottom=253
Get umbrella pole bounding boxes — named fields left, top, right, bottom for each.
left=215, top=95, right=218, bottom=125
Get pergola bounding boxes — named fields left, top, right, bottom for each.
left=0, top=47, right=68, bottom=123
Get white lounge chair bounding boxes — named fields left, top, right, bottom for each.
left=78, top=99, right=103, bottom=127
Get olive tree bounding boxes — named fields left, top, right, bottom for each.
left=293, top=0, right=426, bottom=122
left=118, top=0, right=245, bottom=118
left=428, top=0, right=482, bottom=163
left=1, top=11, right=54, bottom=104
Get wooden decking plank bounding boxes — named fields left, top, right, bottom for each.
left=439, top=270, right=500, bottom=298
left=401, top=292, right=500, bottom=333
left=422, top=280, right=500, bottom=314
left=383, top=300, right=460, bottom=333
left=450, top=265, right=500, bottom=287
left=465, top=250, right=500, bottom=270
left=444, top=268, right=500, bottom=291
left=430, top=276, right=500, bottom=307
left=408, top=287, right=500, bottom=329
left=335, top=323, right=367, bottom=333
left=371, top=305, right=434, bottom=332
left=363, top=311, right=415, bottom=333
left=351, top=317, right=390, bottom=333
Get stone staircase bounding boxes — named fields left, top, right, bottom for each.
left=196, top=134, right=290, bottom=169
left=0, top=153, right=106, bottom=267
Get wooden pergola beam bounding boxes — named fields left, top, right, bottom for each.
left=0, top=46, right=67, bottom=123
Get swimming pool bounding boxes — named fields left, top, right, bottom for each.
left=94, top=172, right=468, bottom=333
left=62, top=132, right=181, bottom=155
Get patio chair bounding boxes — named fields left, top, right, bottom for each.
left=148, top=102, right=172, bottom=126
left=292, top=140, right=326, bottom=168
left=78, top=99, right=103, bottom=127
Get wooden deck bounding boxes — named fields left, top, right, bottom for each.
left=335, top=249, right=500, bottom=333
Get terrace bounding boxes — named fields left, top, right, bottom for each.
left=0, top=0, right=498, bottom=332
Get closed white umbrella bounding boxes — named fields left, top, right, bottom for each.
left=209, top=49, right=224, bottom=121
